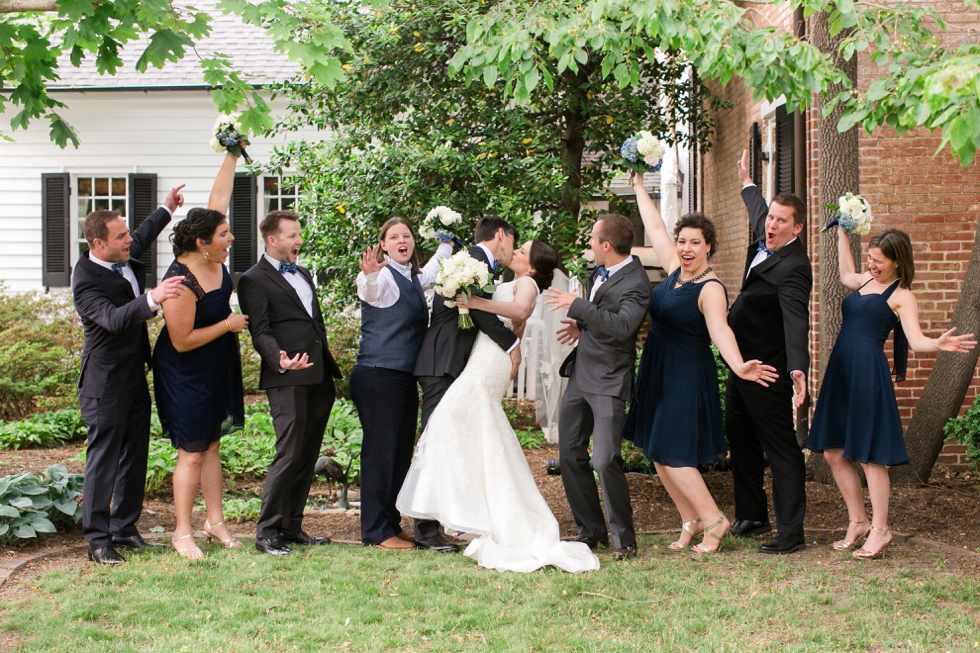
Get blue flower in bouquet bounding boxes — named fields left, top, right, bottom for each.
left=210, top=115, right=252, bottom=164
left=620, top=137, right=640, bottom=163
left=619, top=131, right=664, bottom=176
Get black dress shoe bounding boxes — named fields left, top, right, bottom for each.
left=613, top=545, right=638, bottom=560
left=111, top=534, right=165, bottom=550
left=731, top=519, right=773, bottom=538
left=759, top=533, right=806, bottom=555
left=280, top=530, right=331, bottom=546
left=415, top=535, right=461, bottom=553
left=88, top=546, right=125, bottom=565
left=255, top=537, right=292, bottom=555
left=561, top=534, right=610, bottom=550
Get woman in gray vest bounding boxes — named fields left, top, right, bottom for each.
left=351, top=218, right=453, bottom=550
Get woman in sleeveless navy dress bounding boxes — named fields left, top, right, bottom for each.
left=807, top=227, right=975, bottom=559
left=153, top=152, right=250, bottom=558
left=624, top=173, right=778, bottom=553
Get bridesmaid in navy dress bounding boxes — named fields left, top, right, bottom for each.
left=807, top=227, right=974, bottom=559
left=624, top=173, right=778, bottom=553
left=153, top=152, right=249, bottom=559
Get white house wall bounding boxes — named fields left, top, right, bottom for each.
left=0, top=90, right=327, bottom=293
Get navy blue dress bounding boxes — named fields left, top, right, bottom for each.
left=624, top=268, right=727, bottom=468
left=806, top=280, right=909, bottom=465
left=153, top=262, right=244, bottom=452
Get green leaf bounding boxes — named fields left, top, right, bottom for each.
left=135, top=30, right=192, bottom=73
left=57, top=0, right=97, bottom=22
left=14, top=524, right=36, bottom=539
left=48, top=113, right=80, bottom=149
left=0, top=524, right=8, bottom=537
left=31, top=516, right=57, bottom=533
left=0, top=506, right=19, bottom=518
left=483, top=64, right=499, bottom=89
left=54, top=499, right=78, bottom=516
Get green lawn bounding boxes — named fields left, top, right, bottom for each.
left=2, top=536, right=978, bottom=652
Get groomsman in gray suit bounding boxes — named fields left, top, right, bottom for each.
left=544, top=214, right=650, bottom=559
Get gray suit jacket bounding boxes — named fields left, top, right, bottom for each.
left=559, top=256, right=650, bottom=401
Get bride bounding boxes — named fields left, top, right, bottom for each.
left=396, top=240, right=600, bottom=573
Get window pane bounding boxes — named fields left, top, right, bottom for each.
left=94, top=198, right=109, bottom=211
left=264, top=177, right=279, bottom=194
left=265, top=199, right=279, bottom=214
left=78, top=178, right=92, bottom=196
left=112, top=178, right=126, bottom=195
left=78, top=199, right=92, bottom=217
left=95, top=178, right=109, bottom=195
left=112, top=199, right=126, bottom=216
left=282, top=197, right=296, bottom=210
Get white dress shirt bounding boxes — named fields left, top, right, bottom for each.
left=264, top=253, right=314, bottom=318
left=589, top=256, right=633, bottom=302
left=356, top=243, right=452, bottom=308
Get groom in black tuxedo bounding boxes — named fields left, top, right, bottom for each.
left=72, top=185, right=187, bottom=565
left=412, top=216, right=523, bottom=552
left=727, top=150, right=812, bottom=554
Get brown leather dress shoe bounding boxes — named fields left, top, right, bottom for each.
left=378, top=535, right=416, bottom=550
left=396, top=531, right=415, bottom=543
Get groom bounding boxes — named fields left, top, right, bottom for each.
left=545, top=214, right=650, bottom=559
left=413, top=216, right=523, bottom=552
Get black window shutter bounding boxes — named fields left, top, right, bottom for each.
left=749, top=122, right=763, bottom=186
left=41, top=173, right=71, bottom=288
left=228, top=172, right=257, bottom=286
left=128, top=173, right=158, bottom=287
left=775, top=105, right=795, bottom=196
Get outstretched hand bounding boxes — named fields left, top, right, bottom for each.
left=736, top=360, right=778, bottom=387
left=359, top=246, right=388, bottom=276
left=150, top=275, right=186, bottom=304
left=544, top=288, right=577, bottom=311
left=556, top=318, right=581, bottom=345
left=937, top=327, right=977, bottom=353
left=164, top=184, right=186, bottom=213
left=737, top=149, right=752, bottom=186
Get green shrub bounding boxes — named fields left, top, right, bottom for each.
left=516, top=429, right=545, bottom=450
left=322, top=308, right=361, bottom=400
left=622, top=440, right=653, bottom=474
left=196, top=493, right=262, bottom=523
left=0, top=465, right=83, bottom=542
left=503, top=399, right=538, bottom=431
left=0, top=408, right=88, bottom=450
left=322, top=399, right=363, bottom=484
left=144, top=437, right=177, bottom=495
left=944, top=394, right=980, bottom=468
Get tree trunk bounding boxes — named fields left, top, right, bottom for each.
left=559, top=70, right=589, bottom=222
left=0, top=0, right=57, bottom=11
left=806, top=12, right=861, bottom=483
left=891, top=227, right=980, bottom=484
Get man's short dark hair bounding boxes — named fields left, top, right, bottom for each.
left=771, top=194, right=807, bottom=227
left=259, top=210, right=301, bottom=241
left=596, top=213, right=634, bottom=256
left=474, top=216, right=518, bottom=244
left=83, top=210, right=122, bottom=246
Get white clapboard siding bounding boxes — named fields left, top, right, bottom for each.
left=0, top=91, right=327, bottom=293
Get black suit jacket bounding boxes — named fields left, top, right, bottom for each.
left=728, top=186, right=812, bottom=392
left=237, top=256, right=342, bottom=389
left=72, top=207, right=172, bottom=399
left=413, top=245, right=520, bottom=379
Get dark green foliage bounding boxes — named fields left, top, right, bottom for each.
left=515, top=429, right=545, bottom=450
left=323, top=309, right=361, bottom=400
left=322, top=400, right=363, bottom=485
left=0, top=465, right=83, bottom=543
left=503, top=399, right=538, bottom=432
left=711, top=344, right=729, bottom=424
left=0, top=409, right=87, bottom=450
left=944, top=394, right=980, bottom=468
left=622, top=440, right=653, bottom=475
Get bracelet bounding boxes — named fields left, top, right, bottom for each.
left=225, top=318, right=231, bottom=332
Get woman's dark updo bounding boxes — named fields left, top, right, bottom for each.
left=170, top=208, right=227, bottom=257
left=529, top=240, right=559, bottom=291
left=673, top=212, right=718, bottom=258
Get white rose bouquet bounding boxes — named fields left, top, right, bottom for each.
left=210, top=115, right=252, bottom=164
left=431, top=251, right=496, bottom=329
left=823, top=193, right=873, bottom=235
left=618, top=130, right=664, bottom=181
left=421, top=205, right=463, bottom=244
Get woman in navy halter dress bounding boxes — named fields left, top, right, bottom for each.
left=807, top=227, right=975, bottom=560
left=623, top=173, right=778, bottom=553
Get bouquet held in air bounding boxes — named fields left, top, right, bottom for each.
left=421, top=206, right=463, bottom=246
left=431, top=251, right=496, bottom=329
left=619, top=131, right=664, bottom=182
left=822, top=193, right=873, bottom=235
left=210, top=115, right=252, bottom=164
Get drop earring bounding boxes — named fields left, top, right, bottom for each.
left=204, top=250, right=209, bottom=260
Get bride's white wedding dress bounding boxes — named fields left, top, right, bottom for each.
left=397, top=277, right=600, bottom=573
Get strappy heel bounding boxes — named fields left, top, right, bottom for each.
left=852, top=526, right=892, bottom=560
left=172, top=533, right=204, bottom=560
left=669, top=518, right=703, bottom=550
left=693, top=514, right=730, bottom=554
left=832, top=520, right=871, bottom=551
left=204, top=519, right=243, bottom=548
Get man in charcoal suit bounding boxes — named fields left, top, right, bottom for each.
left=412, top=216, right=523, bottom=552
left=73, top=185, right=187, bottom=565
left=728, top=149, right=812, bottom=554
left=237, top=210, right=343, bottom=555
left=544, top=214, right=651, bottom=560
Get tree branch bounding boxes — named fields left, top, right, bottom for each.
left=0, top=0, right=58, bottom=12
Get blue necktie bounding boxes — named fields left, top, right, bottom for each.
left=596, top=266, right=610, bottom=281
left=279, top=261, right=298, bottom=274
left=490, top=260, right=498, bottom=275
left=756, top=242, right=775, bottom=257
left=111, top=262, right=126, bottom=275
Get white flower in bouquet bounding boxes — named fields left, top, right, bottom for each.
left=824, top=192, right=873, bottom=235
left=421, top=205, right=462, bottom=242
left=431, top=251, right=496, bottom=329
left=635, top=131, right=665, bottom=168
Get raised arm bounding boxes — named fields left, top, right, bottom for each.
left=892, top=289, right=977, bottom=353
left=738, top=150, right=768, bottom=242
left=632, top=172, right=677, bottom=274
left=457, top=279, right=536, bottom=321
left=837, top=228, right=865, bottom=290
left=700, top=282, right=777, bottom=386
left=207, top=152, right=240, bottom=213
left=417, top=242, right=454, bottom=289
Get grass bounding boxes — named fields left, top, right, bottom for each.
left=2, top=536, right=979, bottom=652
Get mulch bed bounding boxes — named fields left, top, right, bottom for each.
left=2, top=443, right=979, bottom=556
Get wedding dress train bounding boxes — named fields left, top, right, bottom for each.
left=396, top=278, right=599, bottom=573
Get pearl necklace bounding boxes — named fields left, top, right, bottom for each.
left=871, top=275, right=897, bottom=287
left=676, top=266, right=713, bottom=286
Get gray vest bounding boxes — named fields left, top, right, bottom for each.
left=356, top=268, right=428, bottom=373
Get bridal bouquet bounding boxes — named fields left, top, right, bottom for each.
left=431, top=251, right=495, bottom=329
left=210, top=115, right=252, bottom=164
left=823, top=193, right=873, bottom=235
left=618, top=131, right=664, bottom=180
left=421, top=205, right=463, bottom=243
